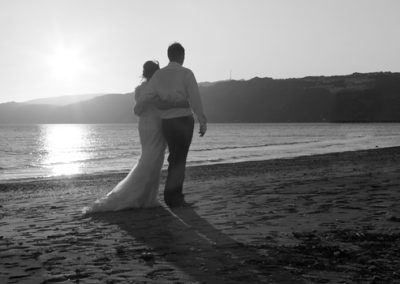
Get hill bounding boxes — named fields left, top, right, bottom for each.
left=0, top=94, right=136, bottom=124
left=1, top=72, right=400, bottom=123
left=201, top=72, right=400, bottom=122
left=25, top=93, right=104, bottom=106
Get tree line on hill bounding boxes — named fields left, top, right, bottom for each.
left=1, top=72, right=400, bottom=123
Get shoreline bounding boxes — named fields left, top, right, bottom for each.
left=1, top=146, right=400, bottom=283
left=1, top=145, right=399, bottom=185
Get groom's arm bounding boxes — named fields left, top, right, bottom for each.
left=185, top=70, right=207, bottom=136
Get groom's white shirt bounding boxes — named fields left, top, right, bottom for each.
left=149, top=62, right=207, bottom=126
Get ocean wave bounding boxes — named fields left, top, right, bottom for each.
left=0, top=165, right=25, bottom=170
left=191, top=140, right=319, bottom=152
left=187, top=152, right=269, bottom=165
left=40, top=154, right=137, bottom=167
left=0, top=150, right=21, bottom=155
left=188, top=158, right=226, bottom=164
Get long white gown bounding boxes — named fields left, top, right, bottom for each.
left=83, top=82, right=166, bottom=213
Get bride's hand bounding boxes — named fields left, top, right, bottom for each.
left=134, top=102, right=145, bottom=115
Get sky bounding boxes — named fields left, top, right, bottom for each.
left=1, top=0, right=400, bottom=103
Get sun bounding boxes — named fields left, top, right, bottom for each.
left=46, top=45, right=86, bottom=81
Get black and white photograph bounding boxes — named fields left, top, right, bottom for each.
left=1, top=0, right=400, bottom=283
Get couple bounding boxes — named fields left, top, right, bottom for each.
left=84, top=42, right=207, bottom=213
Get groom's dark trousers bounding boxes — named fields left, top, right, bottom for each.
left=162, top=115, right=194, bottom=204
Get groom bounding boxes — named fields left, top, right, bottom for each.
left=150, top=42, right=207, bottom=207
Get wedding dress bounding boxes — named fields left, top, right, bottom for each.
left=83, top=82, right=166, bottom=213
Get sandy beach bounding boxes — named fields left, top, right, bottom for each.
left=1, top=147, right=400, bottom=283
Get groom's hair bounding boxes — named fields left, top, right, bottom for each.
left=168, top=42, right=185, bottom=62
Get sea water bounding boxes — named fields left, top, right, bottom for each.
left=1, top=123, right=400, bottom=181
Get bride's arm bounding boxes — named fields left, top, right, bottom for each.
left=153, top=97, right=190, bottom=110
left=135, top=93, right=190, bottom=114
left=134, top=96, right=189, bottom=114
left=134, top=88, right=191, bottom=115
left=153, top=90, right=189, bottom=110
left=133, top=84, right=158, bottom=115
left=157, top=91, right=189, bottom=109
left=134, top=95, right=157, bottom=115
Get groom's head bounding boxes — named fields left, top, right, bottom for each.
left=168, top=42, right=185, bottom=65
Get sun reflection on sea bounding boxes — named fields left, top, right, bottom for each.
left=41, top=124, right=89, bottom=176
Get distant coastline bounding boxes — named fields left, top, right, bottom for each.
left=1, top=72, right=400, bottom=124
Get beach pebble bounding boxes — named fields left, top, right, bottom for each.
left=95, top=256, right=110, bottom=262
left=386, top=215, right=400, bottom=222
left=25, top=266, right=41, bottom=272
left=140, top=252, right=154, bottom=261
left=115, top=246, right=125, bottom=255
left=356, top=255, right=369, bottom=264
left=8, top=273, right=31, bottom=280
left=31, top=251, right=42, bottom=259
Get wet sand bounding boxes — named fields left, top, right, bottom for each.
left=1, top=147, right=400, bottom=283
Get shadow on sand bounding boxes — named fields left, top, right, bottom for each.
left=89, top=205, right=300, bottom=283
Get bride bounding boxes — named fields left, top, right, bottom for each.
left=83, top=60, right=189, bottom=213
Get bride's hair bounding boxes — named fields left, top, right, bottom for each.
left=142, top=60, right=160, bottom=81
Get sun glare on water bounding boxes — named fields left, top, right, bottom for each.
left=42, top=125, right=89, bottom=176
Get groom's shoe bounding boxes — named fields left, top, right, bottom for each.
left=165, top=195, right=194, bottom=208
left=168, top=200, right=195, bottom=208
